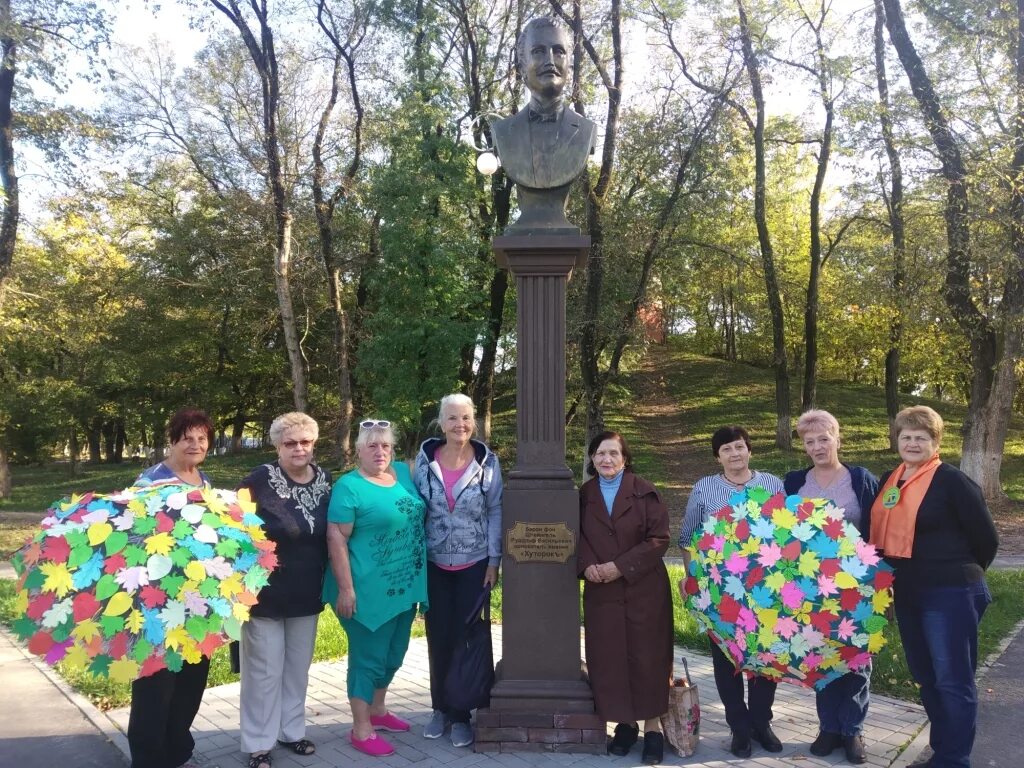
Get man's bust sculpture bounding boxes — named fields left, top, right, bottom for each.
left=492, top=16, right=597, bottom=234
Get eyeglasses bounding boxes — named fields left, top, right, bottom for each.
left=359, top=420, right=391, bottom=430
left=282, top=439, right=314, bottom=449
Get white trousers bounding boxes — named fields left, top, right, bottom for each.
left=239, top=613, right=319, bottom=753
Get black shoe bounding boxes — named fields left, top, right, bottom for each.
left=729, top=731, right=752, bottom=758
left=641, top=732, right=664, bottom=765
left=844, top=733, right=867, bottom=764
left=810, top=731, right=843, bottom=757
left=751, top=724, right=783, bottom=753
left=607, top=722, right=639, bottom=756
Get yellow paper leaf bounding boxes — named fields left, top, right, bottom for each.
left=104, top=591, right=134, bottom=616
left=14, top=589, right=29, bottom=615
left=125, top=609, right=145, bottom=633
left=184, top=561, right=206, bottom=582
left=164, top=626, right=191, bottom=650
left=820, top=598, right=841, bottom=614
left=868, top=632, right=887, bottom=653
left=232, top=602, right=250, bottom=622
left=797, top=551, right=820, bottom=578
left=764, top=572, right=787, bottom=594
left=62, top=645, right=91, bottom=670
left=40, top=561, right=74, bottom=597
left=837, top=537, right=857, bottom=557
left=144, top=532, right=175, bottom=556
left=108, top=658, right=140, bottom=684
left=872, top=589, right=893, bottom=613
left=180, top=641, right=202, bottom=665
left=236, top=487, right=257, bottom=515
left=755, top=608, right=779, bottom=628
left=219, top=574, right=244, bottom=598
left=771, top=508, right=798, bottom=529
left=757, top=624, right=777, bottom=650
left=87, top=522, right=113, bottom=546
left=740, top=538, right=762, bottom=556
left=71, top=619, right=101, bottom=643
left=832, top=571, right=859, bottom=590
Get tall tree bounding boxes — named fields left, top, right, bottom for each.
left=206, top=0, right=308, bottom=411
left=881, top=0, right=1024, bottom=497
left=873, top=0, right=906, bottom=448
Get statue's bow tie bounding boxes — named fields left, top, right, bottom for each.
left=528, top=108, right=558, bottom=123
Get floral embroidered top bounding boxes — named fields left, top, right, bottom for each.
left=238, top=461, right=331, bottom=618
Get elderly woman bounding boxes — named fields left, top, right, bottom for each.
left=237, top=412, right=331, bottom=768
left=870, top=406, right=998, bottom=768
left=784, top=410, right=878, bottom=765
left=679, top=425, right=784, bottom=759
left=413, top=393, right=502, bottom=748
left=323, top=420, right=428, bottom=757
left=129, top=408, right=214, bottom=768
left=579, top=431, right=672, bottom=765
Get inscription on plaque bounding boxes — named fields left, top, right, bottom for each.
left=505, top=521, right=576, bottom=564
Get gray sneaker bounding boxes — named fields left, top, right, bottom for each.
left=451, top=721, right=474, bottom=748
left=423, top=709, right=448, bottom=739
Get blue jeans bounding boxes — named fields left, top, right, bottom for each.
left=816, top=667, right=870, bottom=736
left=895, top=580, right=991, bottom=768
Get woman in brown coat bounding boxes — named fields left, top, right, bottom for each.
left=579, top=431, right=673, bottom=765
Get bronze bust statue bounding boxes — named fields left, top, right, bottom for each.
left=492, top=16, right=597, bottom=234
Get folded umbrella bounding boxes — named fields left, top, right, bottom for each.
left=11, top=483, right=277, bottom=682
left=683, top=487, right=893, bottom=690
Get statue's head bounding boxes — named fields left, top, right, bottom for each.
left=516, top=16, right=571, bottom=102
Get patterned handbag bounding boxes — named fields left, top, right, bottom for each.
left=661, top=657, right=700, bottom=757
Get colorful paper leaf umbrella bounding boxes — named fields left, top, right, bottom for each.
left=11, top=483, right=277, bottom=682
left=682, top=487, right=894, bottom=690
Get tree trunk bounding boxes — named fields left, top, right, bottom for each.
left=102, top=420, right=115, bottom=463
left=0, top=445, right=10, bottom=498
left=874, top=0, right=906, bottom=450
left=472, top=268, right=509, bottom=442
left=274, top=213, right=307, bottom=411
left=0, top=0, right=18, bottom=308
left=69, top=427, right=79, bottom=477
left=113, top=418, right=126, bottom=463
left=882, top=0, right=1022, bottom=497
left=230, top=410, right=246, bottom=453
left=738, top=0, right=791, bottom=447
left=87, top=417, right=102, bottom=463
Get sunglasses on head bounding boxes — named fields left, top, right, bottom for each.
left=359, top=420, right=391, bottom=430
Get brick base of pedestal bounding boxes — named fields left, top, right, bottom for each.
left=473, top=709, right=607, bottom=754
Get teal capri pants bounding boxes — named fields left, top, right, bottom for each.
left=337, top=607, right=416, bottom=703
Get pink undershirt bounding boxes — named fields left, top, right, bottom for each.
left=436, top=461, right=475, bottom=572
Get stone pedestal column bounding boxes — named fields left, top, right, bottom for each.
left=475, top=234, right=606, bottom=754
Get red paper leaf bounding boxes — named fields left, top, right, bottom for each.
left=873, top=570, right=894, bottom=590
left=21, top=541, right=42, bottom=567
left=683, top=576, right=699, bottom=596
left=41, top=536, right=70, bottom=563
left=139, top=585, right=168, bottom=609
left=809, top=611, right=837, bottom=634
left=762, top=494, right=785, bottom=514
left=780, top=540, right=802, bottom=562
left=72, top=591, right=102, bottom=621
left=28, top=630, right=55, bottom=656
left=26, top=593, right=56, bottom=620
left=257, top=551, right=278, bottom=570
left=104, top=553, right=127, bottom=575
left=744, top=565, right=765, bottom=590
left=107, top=631, right=130, bottom=661
left=823, top=518, right=845, bottom=540
left=839, top=589, right=862, bottom=612
left=719, top=594, right=741, bottom=623
left=734, top=519, right=750, bottom=541
left=139, top=655, right=168, bottom=678
left=155, top=512, right=175, bottom=533
left=820, top=558, right=841, bottom=578
left=197, top=633, right=223, bottom=657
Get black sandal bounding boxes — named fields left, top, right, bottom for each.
left=248, top=753, right=272, bottom=768
left=277, top=738, right=316, bottom=755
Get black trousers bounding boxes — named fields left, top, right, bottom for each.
left=710, top=639, right=776, bottom=735
left=425, top=558, right=489, bottom=723
left=128, top=657, right=211, bottom=768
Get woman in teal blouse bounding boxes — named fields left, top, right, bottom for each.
left=323, top=420, right=428, bottom=757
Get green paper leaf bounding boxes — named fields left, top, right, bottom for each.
left=51, top=620, right=74, bottom=643
left=89, top=655, right=113, bottom=676
left=124, top=545, right=148, bottom=567
left=104, top=531, right=129, bottom=556
left=172, top=519, right=193, bottom=539
left=215, top=539, right=240, bottom=558
left=23, top=568, right=46, bottom=590
left=67, top=545, right=94, bottom=568
left=64, top=530, right=88, bottom=548
left=205, top=614, right=222, bottom=635
left=199, top=578, right=219, bottom=599
left=160, top=574, right=186, bottom=597
left=185, top=616, right=207, bottom=639
left=223, top=616, right=241, bottom=641
left=132, top=516, right=157, bottom=535
left=170, top=547, right=193, bottom=568
left=748, top=487, right=771, bottom=504
left=100, top=615, right=125, bottom=636
left=201, top=512, right=220, bottom=528
left=11, top=616, right=38, bottom=640
left=863, top=615, right=888, bottom=634
left=132, top=638, right=153, bottom=663
left=243, top=565, right=270, bottom=591
left=164, top=649, right=183, bottom=672
left=95, top=573, right=119, bottom=601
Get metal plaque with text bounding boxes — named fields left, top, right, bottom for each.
left=505, top=521, right=576, bottom=564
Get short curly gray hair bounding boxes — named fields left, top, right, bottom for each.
left=269, top=412, right=319, bottom=447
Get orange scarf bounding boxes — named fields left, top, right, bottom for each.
left=869, top=453, right=941, bottom=558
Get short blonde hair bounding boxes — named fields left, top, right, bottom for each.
left=355, top=420, right=395, bottom=451
left=796, top=409, right=840, bottom=440
left=269, top=412, right=319, bottom=447
left=894, top=405, right=944, bottom=444
left=438, top=393, right=477, bottom=436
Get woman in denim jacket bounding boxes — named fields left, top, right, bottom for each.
left=413, top=394, right=503, bottom=748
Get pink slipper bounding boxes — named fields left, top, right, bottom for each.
left=370, top=712, right=411, bottom=732
left=350, top=732, right=394, bottom=756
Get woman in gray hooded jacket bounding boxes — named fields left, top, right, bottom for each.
left=413, top=393, right=503, bottom=747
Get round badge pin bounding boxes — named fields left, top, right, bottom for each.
left=882, top=486, right=900, bottom=509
